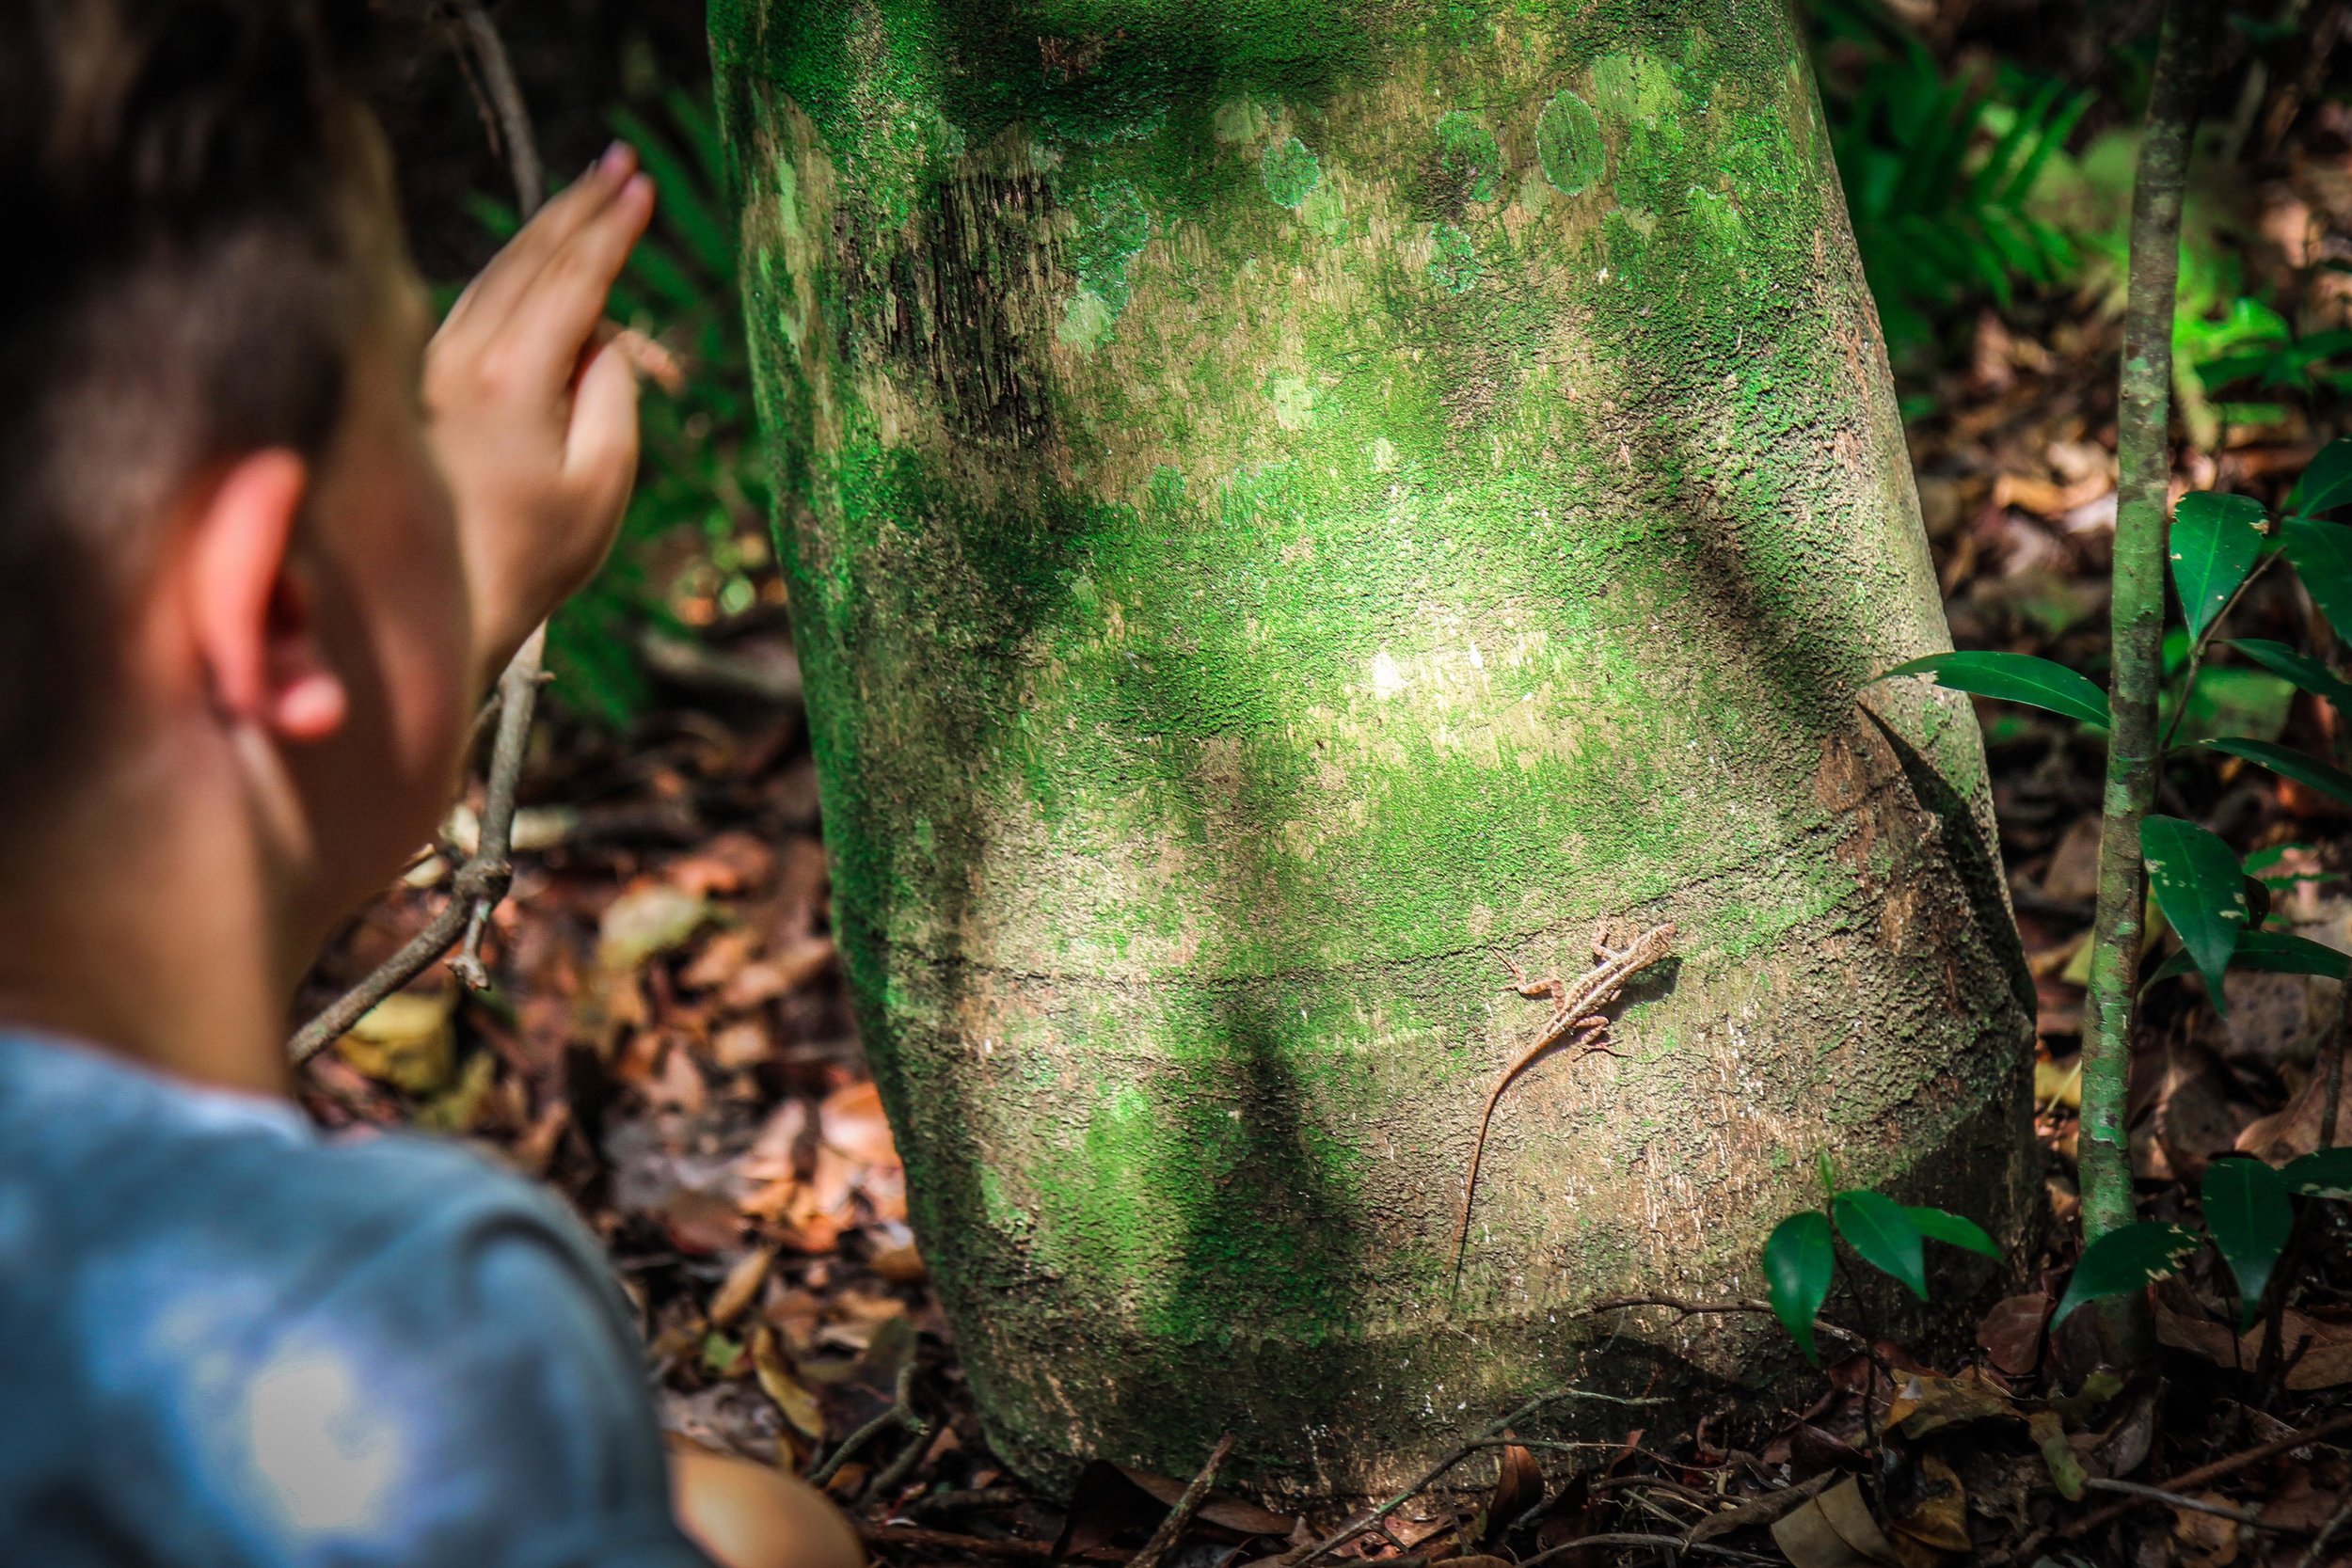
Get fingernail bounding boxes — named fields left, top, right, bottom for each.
left=598, top=140, right=634, bottom=179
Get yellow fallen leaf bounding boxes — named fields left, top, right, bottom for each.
left=336, top=985, right=456, bottom=1094
left=751, top=1324, right=825, bottom=1439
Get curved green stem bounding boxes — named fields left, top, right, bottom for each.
left=2158, top=553, right=2278, bottom=758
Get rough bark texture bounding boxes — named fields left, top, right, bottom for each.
left=712, top=0, right=2037, bottom=1499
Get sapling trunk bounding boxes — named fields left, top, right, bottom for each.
left=2081, top=0, right=2208, bottom=1246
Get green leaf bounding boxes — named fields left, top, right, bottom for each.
left=2279, top=517, right=2352, bottom=632
left=1833, top=1188, right=1928, bottom=1299
left=2282, top=1148, right=2352, bottom=1197
left=2139, top=816, right=2250, bottom=1005
left=2052, top=1222, right=2203, bottom=1324
left=1907, top=1206, right=2001, bottom=1259
left=1764, top=1211, right=1835, bottom=1364
left=2169, top=493, right=2270, bottom=637
left=2165, top=666, right=2296, bottom=747
left=2144, top=927, right=2352, bottom=991
left=1876, top=651, right=2110, bottom=729
left=2205, top=736, right=2352, bottom=810
left=2229, top=640, right=2352, bottom=714
left=2201, top=1159, right=2295, bottom=1329
left=2290, top=435, right=2352, bottom=515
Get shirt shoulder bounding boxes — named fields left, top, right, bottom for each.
left=0, top=1036, right=709, bottom=1568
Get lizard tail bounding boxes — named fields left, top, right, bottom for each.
left=1449, top=1083, right=1509, bottom=1288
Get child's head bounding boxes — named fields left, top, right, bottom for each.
left=1, top=0, right=477, bottom=931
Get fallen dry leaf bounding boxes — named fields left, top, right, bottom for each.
left=867, top=1227, right=927, bottom=1284
left=335, top=982, right=457, bottom=1094
left=680, top=929, right=758, bottom=991
left=598, top=883, right=713, bottom=971
left=2236, top=1067, right=2352, bottom=1163
left=1772, top=1476, right=1899, bottom=1568
left=1480, top=1441, right=1544, bottom=1545
left=1890, top=1367, right=2020, bottom=1439
left=2156, top=1302, right=2352, bottom=1388
left=722, top=936, right=837, bottom=1009
left=709, top=1020, right=771, bottom=1071
left=1883, top=1451, right=1971, bottom=1565
left=667, top=831, right=775, bottom=898
left=1977, top=1293, right=2051, bottom=1377
left=750, top=1323, right=826, bottom=1439
left=820, top=1080, right=898, bottom=1166
left=708, top=1243, right=776, bottom=1329
left=2171, top=1491, right=2242, bottom=1568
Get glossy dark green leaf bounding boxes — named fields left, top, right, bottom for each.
left=2279, top=516, right=2352, bottom=632
left=1764, top=1211, right=1835, bottom=1364
left=2202, top=1159, right=2294, bottom=1329
left=2206, top=736, right=2352, bottom=809
left=2229, top=640, right=2352, bottom=714
left=2052, top=1222, right=2203, bottom=1324
left=1907, top=1206, right=2001, bottom=1259
left=1876, top=652, right=2110, bottom=729
left=2282, top=1148, right=2352, bottom=1197
left=2290, top=435, right=2352, bottom=515
left=2144, top=928, right=2352, bottom=993
left=1833, top=1189, right=1928, bottom=1299
left=2139, top=816, right=2249, bottom=1005
left=2169, top=493, right=2270, bottom=637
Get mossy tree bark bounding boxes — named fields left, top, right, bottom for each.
left=714, top=0, right=2037, bottom=1499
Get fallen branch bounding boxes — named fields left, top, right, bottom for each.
left=1126, top=1432, right=1234, bottom=1568
left=289, top=1, right=548, bottom=1062
left=2060, top=1410, right=2352, bottom=1541
left=1274, top=1386, right=1664, bottom=1568
left=1684, top=1468, right=1839, bottom=1544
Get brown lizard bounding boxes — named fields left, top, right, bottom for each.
left=1450, top=921, right=1677, bottom=1283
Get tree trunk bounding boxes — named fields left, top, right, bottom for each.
left=713, top=0, right=2037, bottom=1500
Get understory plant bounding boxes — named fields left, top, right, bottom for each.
left=1884, top=435, right=2352, bottom=1327
left=1764, top=1155, right=2000, bottom=1366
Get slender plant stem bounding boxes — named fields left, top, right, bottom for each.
left=2158, top=555, right=2277, bottom=756
left=288, top=1, right=548, bottom=1060
left=2079, top=0, right=2210, bottom=1252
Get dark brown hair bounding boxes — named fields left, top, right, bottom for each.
left=0, top=0, right=378, bottom=822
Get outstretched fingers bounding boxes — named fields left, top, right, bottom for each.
left=443, top=142, right=640, bottom=340
left=497, top=170, right=657, bottom=394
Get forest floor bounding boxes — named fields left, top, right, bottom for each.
left=306, top=6, right=2352, bottom=1564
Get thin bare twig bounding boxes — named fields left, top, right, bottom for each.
left=1126, top=1432, right=1234, bottom=1568
left=808, top=1361, right=920, bottom=1487
left=2296, top=1484, right=2352, bottom=1568
left=851, top=1524, right=1124, bottom=1562
left=2083, top=1478, right=2286, bottom=1528
left=1574, top=1294, right=1866, bottom=1347
left=1518, top=1532, right=1771, bottom=1567
left=2061, top=1410, right=2352, bottom=1540
left=289, top=1, right=548, bottom=1062
left=453, top=0, right=543, bottom=211
left=1274, top=1386, right=1664, bottom=1568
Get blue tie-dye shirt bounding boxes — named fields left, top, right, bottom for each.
left=0, top=1034, right=712, bottom=1566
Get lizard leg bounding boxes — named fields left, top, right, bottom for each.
left=1500, top=953, right=1565, bottom=1005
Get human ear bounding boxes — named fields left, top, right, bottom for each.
left=184, top=450, right=349, bottom=743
